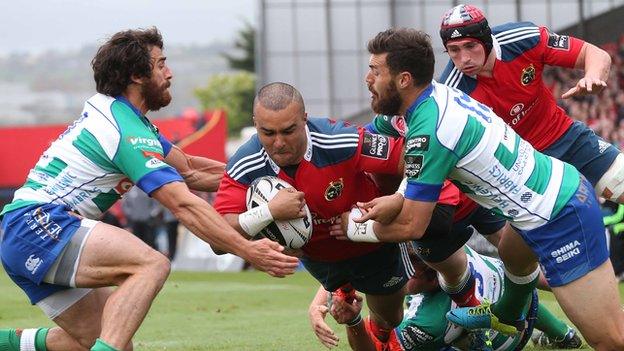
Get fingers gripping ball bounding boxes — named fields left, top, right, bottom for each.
left=246, top=176, right=313, bottom=249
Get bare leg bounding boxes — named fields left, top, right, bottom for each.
left=552, top=260, right=624, bottom=350
left=425, top=247, right=467, bottom=287
left=365, top=287, right=406, bottom=330
left=73, top=222, right=170, bottom=349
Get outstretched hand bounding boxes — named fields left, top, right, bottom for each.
left=561, top=76, right=607, bottom=99
left=309, top=300, right=340, bottom=348
left=245, top=238, right=300, bottom=277
left=329, top=293, right=363, bottom=325
left=354, top=193, right=404, bottom=224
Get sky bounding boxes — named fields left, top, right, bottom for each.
left=0, top=0, right=256, bottom=55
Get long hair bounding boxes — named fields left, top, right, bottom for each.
left=92, top=27, right=163, bottom=96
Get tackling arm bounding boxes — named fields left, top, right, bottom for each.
left=151, top=181, right=299, bottom=277
left=164, top=145, right=226, bottom=192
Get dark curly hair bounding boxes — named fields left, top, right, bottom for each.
left=367, top=28, right=434, bottom=87
left=92, top=27, right=163, bottom=96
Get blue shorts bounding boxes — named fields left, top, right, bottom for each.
left=513, top=178, right=609, bottom=287
left=301, top=243, right=407, bottom=295
left=1, top=203, right=81, bottom=304
left=543, top=121, right=620, bottom=186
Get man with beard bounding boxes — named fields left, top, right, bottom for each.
left=336, top=28, right=624, bottom=350
left=0, top=28, right=299, bottom=351
left=213, top=82, right=461, bottom=346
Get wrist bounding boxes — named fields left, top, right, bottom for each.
left=346, top=208, right=380, bottom=243
left=238, top=204, right=274, bottom=238
left=346, top=314, right=362, bottom=327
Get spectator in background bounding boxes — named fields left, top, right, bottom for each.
left=122, top=186, right=162, bottom=250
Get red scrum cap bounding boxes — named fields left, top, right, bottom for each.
left=440, top=4, right=493, bottom=55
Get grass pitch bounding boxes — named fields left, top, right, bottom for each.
left=0, top=270, right=621, bottom=350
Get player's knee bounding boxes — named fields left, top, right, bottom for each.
left=143, top=252, right=171, bottom=285
left=585, top=324, right=624, bottom=351
left=596, top=153, right=624, bottom=202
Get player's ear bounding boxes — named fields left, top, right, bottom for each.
left=303, top=112, right=308, bottom=122
left=398, top=72, right=412, bottom=89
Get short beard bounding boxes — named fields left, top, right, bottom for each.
left=371, top=80, right=402, bottom=116
left=142, top=78, right=172, bottom=112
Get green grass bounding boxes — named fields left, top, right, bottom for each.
left=0, top=271, right=621, bottom=350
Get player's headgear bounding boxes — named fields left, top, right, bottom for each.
left=440, top=4, right=493, bottom=55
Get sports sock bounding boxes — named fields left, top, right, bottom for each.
left=0, top=329, right=22, bottom=351
left=534, top=303, right=570, bottom=340
left=0, top=328, right=49, bottom=351
left=367, top=318, right=391, bottom=343
left=90, top=339, right=120, bottom=351
left=491, top=267, right=540, bottom=323
left=439, top=266, right=480, bottom=307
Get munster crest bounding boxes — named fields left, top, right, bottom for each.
left=324, top=178, right=344, bottom=201
left=521, top=64, right=536, bottom=86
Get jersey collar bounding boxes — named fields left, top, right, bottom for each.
left=492, top=35, right=502, bottom=60
left=405, top=82, right=434, bottom=120
left=115, top=95, right=143, bottom=117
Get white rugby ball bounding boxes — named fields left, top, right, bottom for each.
left=246, top=176, right=313, bottom=249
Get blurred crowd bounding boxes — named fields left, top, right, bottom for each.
left=545, top=34, right=624, bottom=148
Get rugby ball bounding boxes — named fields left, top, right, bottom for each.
left=246, top=176, right=313, bottom=249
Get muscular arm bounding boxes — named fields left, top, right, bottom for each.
left=152, top=181, right=251, bottom=254
left=574, top=42, right=611, bottom=81
left=164, top=145, right=225, bottom=192
left=562, top=42, right=611, bottom=99
left=372, top=197, right=436, bottom=242
left=152, top=181, right=299, bottom=276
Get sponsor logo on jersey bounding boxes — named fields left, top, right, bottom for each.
left=142, top=150, right=164, bottom=160
left=510, top=103, right=524, bottom=116
left=551, top=240, right=581, bottom=264
left=311, top=213, right=340, bottom=226
left=25, top=254, right=43, bottom=274
left=406, top=135, right=430, bottom=152
left=324, top=178, right=344, bottom=201
left=128, top=136, right=161, bottom=148
left=400, top=325, right=434, bottom=348
left=547, top=31, right=570, bottom=50
left=145, top=158, right=166, bottom=169
left=114, top=177, right=133, bottom=195
left=405, top=155, right=423, bottom=178
left=362, top=133, right=390, bottom=159
left=521, top=64, right=536, bottom=86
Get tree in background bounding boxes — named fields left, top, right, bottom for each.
left=221, top=21, right=255, bottom=73
left=195, top=72, right=255, bottom=136
left=195, top=22, right=256, bottom=136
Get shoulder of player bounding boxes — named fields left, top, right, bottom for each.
left=492, top=21, right=541, bottom=61
left=307, top=117, right=361, bottom=167
left=225, top=136, right=276, bottom=185
left=439, top=60, right=478, bottom=95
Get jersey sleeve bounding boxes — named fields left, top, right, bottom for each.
left=111, top=102, right=182, bottom=195
left=538, top=26, right=584, bottom=68
left=369, top=115, right=402, bottom=137
left=213, top=174, right=248, bottom=215
left=356, top=127, right=404, bottom=175
left=403, top=101, right=459, bottom=203
left=158, top=134, right=173, bottom=156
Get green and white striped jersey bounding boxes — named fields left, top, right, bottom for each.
left=2, top=94, right=182, bottom=219
left=398, top=247, right=522, bottom=351
left=372, top=81, right=580, bottom=230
